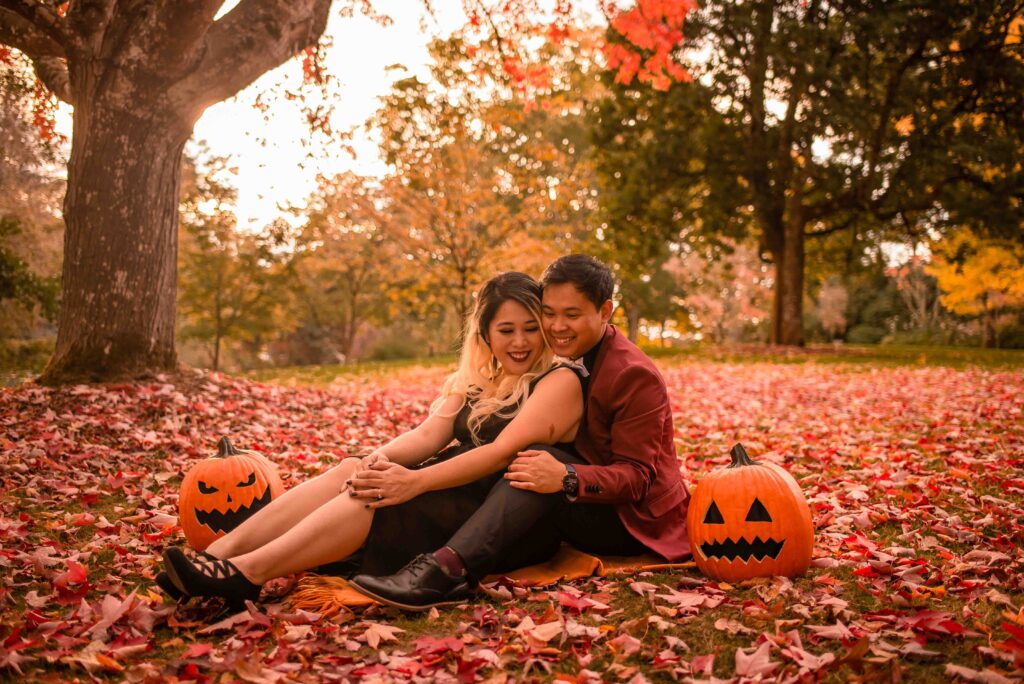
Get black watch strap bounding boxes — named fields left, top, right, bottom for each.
left=562, top=463, right=579, bottom=498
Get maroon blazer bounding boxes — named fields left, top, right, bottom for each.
left=572, top=325, right=691, bottom=562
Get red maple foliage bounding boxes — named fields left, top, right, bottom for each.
left=1, top=359, right=1022, bottom=679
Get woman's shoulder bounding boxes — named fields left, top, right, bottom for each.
left=529, top=364, right=583, bottom=394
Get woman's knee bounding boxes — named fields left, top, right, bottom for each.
left=323, top=457, right=360, bottom=486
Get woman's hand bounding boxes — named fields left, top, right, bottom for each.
left=349, top=460, right=423, bottom=509
left=340, top=452, right=389, bottom=495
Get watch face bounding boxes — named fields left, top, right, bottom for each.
left=563, top=473, right=579, bottom=495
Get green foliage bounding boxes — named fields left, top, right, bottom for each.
left=589, top=0, right=1024, bottom=343
left=0, top=338, right=53, bottom=371
left=0, top=217, right=58, bottom=320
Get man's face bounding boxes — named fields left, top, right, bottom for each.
left=541, top=283, right=612, bottom=359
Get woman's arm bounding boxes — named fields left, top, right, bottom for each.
left=365, top=394, right=463, bottom=467
left=352, top=368, right=583, bottom=507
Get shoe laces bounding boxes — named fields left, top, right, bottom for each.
left=404, top=554, right=439, bottom=580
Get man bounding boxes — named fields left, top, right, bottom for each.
left=350, top=254, right=691, bottom=609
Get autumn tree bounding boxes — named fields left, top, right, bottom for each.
left=665, top=238, right=772, bottom=344
left=591, top=0, right=1024, bottom=346
left=927, top=228, right=1024, bottom=348
left=177, top=159, right=290, bottom=371
left=370, top=34, right=600, bottom=323
left=815, top=277, right=849, bottom=342
left=283, top=172, right=400, bottom=363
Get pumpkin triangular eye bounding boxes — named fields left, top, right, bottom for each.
left=745, top=497, right=772, bottom=522
left=703, top=501, right=724, bottom=524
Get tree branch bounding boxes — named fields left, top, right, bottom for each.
left=169, top=0, right=332, bottom=123
left=0, top=8, right=73, bottom=102
left=33, top=54, right=72, bottom=102
left=0, top=0, right=75, bottom=53
left=145, top=0, right=224, bottom=75
left=0, top=6, right=64, bottom=56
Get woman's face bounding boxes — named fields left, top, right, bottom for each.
left=486, top=299, right=545, bottom=376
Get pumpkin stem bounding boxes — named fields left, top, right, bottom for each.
left=728, top=443, right=760, bottom=467
left=217, top=436, right=241, bottom=457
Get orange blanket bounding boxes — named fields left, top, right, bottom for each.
left=288, top=546, right=694, bottom=615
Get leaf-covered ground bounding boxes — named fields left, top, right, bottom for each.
left=2, top=355, right=1023, bottom=682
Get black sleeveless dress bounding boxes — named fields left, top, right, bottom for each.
left=354, top=370, right=578, bottom=576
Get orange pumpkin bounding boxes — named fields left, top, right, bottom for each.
left=687, top=443, right=813, bottom=581
left=178, top=437, right=284, bottom=550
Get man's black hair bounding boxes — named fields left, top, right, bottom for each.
left=540, top=254, right=614, bottom=309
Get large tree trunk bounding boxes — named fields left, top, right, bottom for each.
left=3, top=0, right=333, bottom=385
left=42, top=99, right=190, bottom=383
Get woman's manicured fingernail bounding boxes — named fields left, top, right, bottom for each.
left=349, top=490, right=357, bottom=497
left=345, top=480, right=351, bottom=485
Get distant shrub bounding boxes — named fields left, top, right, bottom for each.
left=998, top=323, right=1024, bottom=349
left=366, top=337, right=425, bottom=361
left=882, top=329, right=951, bottom=346
left=846, top=324, right=887, bottom=345
left=0, top=338, right=54, bottom=371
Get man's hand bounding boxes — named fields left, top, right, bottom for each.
left=349, top=460, right=423, bottom=509
left=504, top=449, right=566, bottom=494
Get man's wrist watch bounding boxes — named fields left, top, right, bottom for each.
left=562, top=463, right=579, bottom=498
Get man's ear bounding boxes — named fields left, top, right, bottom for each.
left=599, top=299, right=613, bottom=324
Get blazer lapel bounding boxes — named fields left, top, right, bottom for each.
left=589, top=325, right=617, bottom=384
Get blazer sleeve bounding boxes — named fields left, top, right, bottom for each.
left=572, top=363, right=668, bottom=504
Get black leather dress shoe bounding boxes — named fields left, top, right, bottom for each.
left=349, top=554, right=472, bottom=611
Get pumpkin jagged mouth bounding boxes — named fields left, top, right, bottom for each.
left=700, top=536, right=785, bottom=562
left=194, top=487, right=273, bottom=534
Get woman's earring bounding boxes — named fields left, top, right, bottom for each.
left=488, top=354, right=500, bottom=379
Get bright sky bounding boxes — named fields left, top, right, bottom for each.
left=198, top=0, right=469, bottom=227
left=56, top=0, right=468, bottom=229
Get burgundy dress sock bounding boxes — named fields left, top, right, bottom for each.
left=432, top=546, right=468, bottom=578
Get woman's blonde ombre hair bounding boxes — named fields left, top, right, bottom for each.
left=436, top=272, right=554, bottom=445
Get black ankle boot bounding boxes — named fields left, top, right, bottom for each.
left=162, top=547, right=262, bottom=605
left=349, top=554, right=472, bottom=611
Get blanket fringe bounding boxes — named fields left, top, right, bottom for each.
left=288, top=575, right=375, bottom=618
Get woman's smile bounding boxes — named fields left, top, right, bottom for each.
left=487, top=300, right=544, bottom=375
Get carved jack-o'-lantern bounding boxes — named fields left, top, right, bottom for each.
left=687, top=444, right=813, bottom=581
left=178, top=437, right=284, bottom=550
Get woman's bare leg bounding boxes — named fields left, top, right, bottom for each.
left=229, top=494, right=375, bottom=584
left=205, top=458, right=360, bottom=559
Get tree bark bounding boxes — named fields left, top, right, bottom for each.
left=43, top=95, right=190, bottom=382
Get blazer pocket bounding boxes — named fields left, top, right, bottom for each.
left=647, top=480, right=686, bottom=517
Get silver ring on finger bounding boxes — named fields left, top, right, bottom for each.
left=376, top=490, right=383, bottom=501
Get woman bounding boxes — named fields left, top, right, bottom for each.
left=161, top=272, right=584, bottom=606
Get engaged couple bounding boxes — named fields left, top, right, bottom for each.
left=160, top=254, right=692, bottom=611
